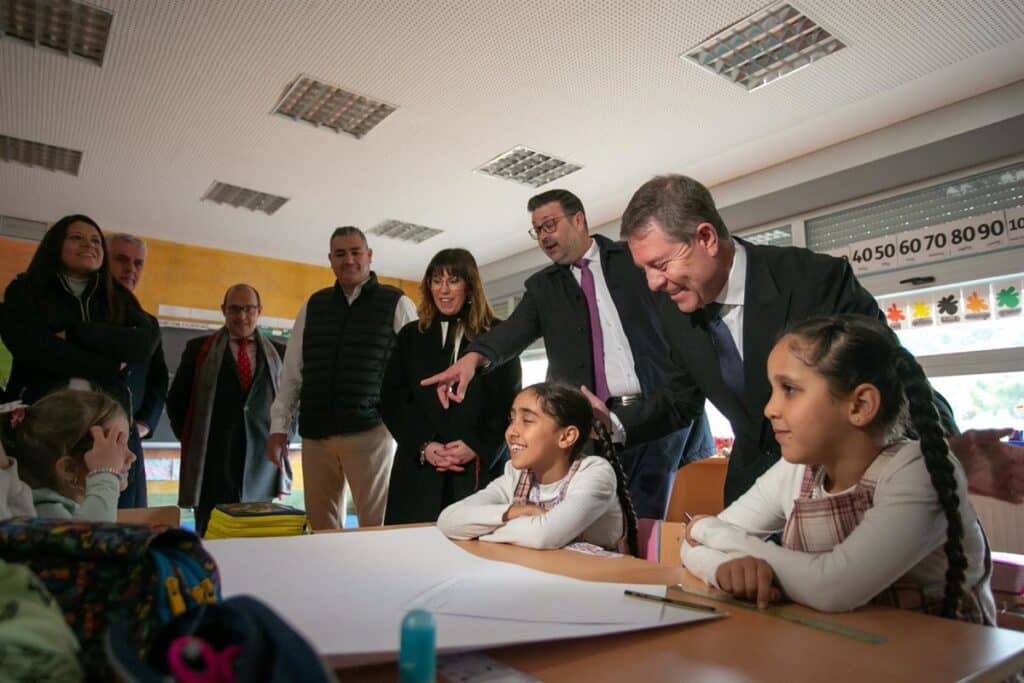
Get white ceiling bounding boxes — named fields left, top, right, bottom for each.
left=2, top=0, right=1024, bottom=279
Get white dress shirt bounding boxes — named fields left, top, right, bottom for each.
left=571, top=240, right=643, bottom=397
left=712, top=240, right=747, bottom=360
left=270, top=280, right=418, bottom=434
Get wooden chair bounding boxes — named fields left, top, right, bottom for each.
left=665, top=457, right=728, bottom=523
left=116, top=506, right=181, bottom=526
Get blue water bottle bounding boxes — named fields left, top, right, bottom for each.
left=399, top=609, right=436, bottom=683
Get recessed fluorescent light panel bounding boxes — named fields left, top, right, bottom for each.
left=1, top=0, right=114, bottom=66
left=201, top=181, right=289, bottom=216
left=1, top=134, right=82, bottom=175
left=272, top=75, right=397, bottom=139
left=684, top=2, right=845, bottom=91
left=477, top=146, right=582, bottom=188
left=369, top=219, right=443, bottom=244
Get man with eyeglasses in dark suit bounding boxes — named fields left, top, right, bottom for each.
left=167, top=284, right=289, bottom=536
left=422, top=189, right=714, bottom=520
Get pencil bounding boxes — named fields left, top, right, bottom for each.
left=623, top=589, right=718, bottom=613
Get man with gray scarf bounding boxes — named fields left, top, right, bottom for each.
left=167, top=284, right=289, bottom=536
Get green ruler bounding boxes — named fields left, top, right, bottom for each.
left=668, top=585, right=888, bottom=645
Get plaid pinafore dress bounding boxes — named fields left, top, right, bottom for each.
left=780, top=442, right=995, bottom=625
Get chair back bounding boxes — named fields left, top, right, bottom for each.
left=665, top=457, right=727, bottom=522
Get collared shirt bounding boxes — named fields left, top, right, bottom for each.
left=229, top=334, right=257, bottom=371
left=711, top=241, right=747, bottom=360
left=570, top=240, right=643, bottom=398
left=270, top=279, right=418, bottom=434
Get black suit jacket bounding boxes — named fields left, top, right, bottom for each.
left=381, top=319, right=521, bottom=524
left=652, top=240, right=881, bottom=504
left=468, top=234, right=694, bottom=442
left=167, top=334, right=289, bottom=504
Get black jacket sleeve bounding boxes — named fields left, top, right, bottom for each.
left=136, top=336, right=169, bottom=434
left=69, top=319, right=160, bottom=364
left=166, top=338, right=201, bottom=441
left=466, top=286, right=543, bottom=371
left=461, top=352, right=521, bottom=470
left=1, top=277, right=120, bottom=386
left=380, top=326, right=439, bottom=451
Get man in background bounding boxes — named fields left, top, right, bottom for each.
left=268, top=227, right=417, bottom=530
left=106, top=233, right=167, bottom=508
left=168, top=284, right=288, bottom=536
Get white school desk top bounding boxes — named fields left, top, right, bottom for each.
left=209, top=525, right=1024, bottom=682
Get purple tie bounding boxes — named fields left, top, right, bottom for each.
left=575, top=258, right=611, bottom=401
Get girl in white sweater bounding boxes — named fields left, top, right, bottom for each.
left=682, top=315, right=994, bottom=624
left=438, top=383, right=638, bottom=554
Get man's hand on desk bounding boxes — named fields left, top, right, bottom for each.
left=949, top=429, right=1024, bottom=504
left=420, top=352, right=485, bottom=409
left=715, top=556, right=781, bottom=610
left=503, top=504, right=545, bottom=522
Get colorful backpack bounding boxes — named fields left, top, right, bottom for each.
left=0, top=518, right=221, bottom=680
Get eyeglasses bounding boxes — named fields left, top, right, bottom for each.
left=225, top=305, right=260, bottom=316
left=430, top=275, right=463, bottom=288
left=528, top=213, right=575, bottom=240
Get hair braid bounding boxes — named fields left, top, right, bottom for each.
left=593, top=421, right=639, bottom=557
left=896, top=349, right=967, bottom=618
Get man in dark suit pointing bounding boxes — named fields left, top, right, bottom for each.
left=422, top=189, right=713, bottom=519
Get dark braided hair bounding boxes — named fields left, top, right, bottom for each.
left=783, top=314, right=966, bottom=618
left=526, top=383, right=640, bottom=557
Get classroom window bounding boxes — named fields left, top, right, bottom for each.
left=927, top=372, right=1024, bottom=432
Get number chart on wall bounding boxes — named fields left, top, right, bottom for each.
left=825, top=205, right=1024, bottom=276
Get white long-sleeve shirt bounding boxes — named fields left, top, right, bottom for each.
left=270, top=284, right=417, bottom=434
left=681, top=441, right=991, bottom=613
left=437, top=456, right=624, bottom=551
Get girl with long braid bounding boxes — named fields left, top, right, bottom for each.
left=682, top=314, right=994, bottom=623
left=438, top=383, right=638, bottom=556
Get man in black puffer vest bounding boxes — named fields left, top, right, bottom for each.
left=268, top=227, right=417, bottom=530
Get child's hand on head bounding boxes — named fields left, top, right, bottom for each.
left=83, top=424, right=129, bottom=474
left=715, top=556, right=781, bottom=609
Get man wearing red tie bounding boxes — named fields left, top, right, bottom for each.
left=167, top=284, right=289, bottom=536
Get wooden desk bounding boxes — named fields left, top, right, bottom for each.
left=339, top=538, right=1024, bottom=683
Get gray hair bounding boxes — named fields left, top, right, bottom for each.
left=330, top=226, right=368, bottom=247
left=106, top=232, right=147, bottom=252
left=620, top=174, right=730, bottom=243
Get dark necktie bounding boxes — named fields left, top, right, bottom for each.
left=236, top=338, right=253, bottom=392
left=705, top=303, right=744, bottom=400
left=574, top=258, right=610, bottom=401
left=441, top=320, right=459, bottom=363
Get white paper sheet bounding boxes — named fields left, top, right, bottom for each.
left=407, top=574, right=692, bottom=625
left=204, top=527, right=718, bottom=661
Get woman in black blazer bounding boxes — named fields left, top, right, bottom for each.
left=1, top=214, right=159, bottom=417
left=381, top=249, right=521, bottom=524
